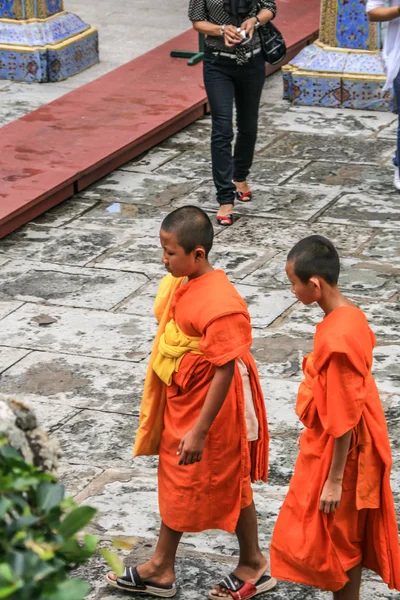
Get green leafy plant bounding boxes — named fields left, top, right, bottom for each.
left=0, top=437, right=98, bottom=600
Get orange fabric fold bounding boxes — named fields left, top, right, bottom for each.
left=271, top=306, right=400, bottom=592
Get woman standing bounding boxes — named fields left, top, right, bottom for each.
left=367, top=1, right=400, bottom=190
left=189, top=0, right=277, bottom=225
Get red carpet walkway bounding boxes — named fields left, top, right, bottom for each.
left=0, top=0, right=320, bottom=238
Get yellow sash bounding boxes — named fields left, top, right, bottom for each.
left=133, top=274, right=185, bottom=457
left=153, top=319, right=202, bottom=385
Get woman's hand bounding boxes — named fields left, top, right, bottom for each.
left=319, top=477, right=343, bottom=514
left=177, top=429, right=207, bottom=465
left=240, top=16, right=257, bottom=40
left=224, top=24, right=243, bottom=47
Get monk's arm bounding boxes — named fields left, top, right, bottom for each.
left=368, top=6, right=400, bottom=21
left=177, top=360, right=235, bottom=465
left=319, top=429, right=353, bottom=514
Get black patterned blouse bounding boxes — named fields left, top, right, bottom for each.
left=188, top=0, right=277, bottom=61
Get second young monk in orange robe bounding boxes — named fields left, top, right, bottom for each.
left=106, top=206, right=276, bottom=600
left=270, top=235, right=400, bottom=600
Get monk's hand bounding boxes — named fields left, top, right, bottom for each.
left=177, top=429, right=206, bottom=466
left=319, top=477, right=343, bottom=514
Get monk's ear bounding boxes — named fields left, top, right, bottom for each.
left=309, top=276, right=322, bottom=291
left=194, top=246, right=206, bottom=261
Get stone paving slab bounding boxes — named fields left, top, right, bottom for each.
left=318, top=193, right=400, bottom=229
left=216, top=216, right=375, bottom=255
left=0, top=351, right=145, bottom=413
left=0, top=347, right=30, bottom=374
left=0, top=303, right=156, bottom=361
left=258, top=104, right=397, bottom=137
left=0, top=260, right=148, bottom=309
left=289, top=161, right=394, bottom=194
left=79, top=171, right=200, bottom=208
left=58, top=463, right=104, bottom=498
left=267, top=300, right=400, bottom=343
left=259, top=132, right=394, bottom=165
left=173, top=182, right=341, bottom=222
left=234, top=285, right=296, bottom=328
left=68, top=202, right=171, bottom=235
left=360, top=230, right=400, bottom=266
left=0, top=299, right=24, bottom=320
left=88, top=238, right=168, bottom=278
left=31, top=197, right=100, bottom=228
left=0, top=225, right=135, bottom=267
left=56, top=410, right=139, bottom=468
left=242, top=253, right=399, bottom=300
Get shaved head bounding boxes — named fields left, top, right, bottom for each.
left=161, top=206, right=214, bottom=257
left=287, top=235, right=340, bottom=285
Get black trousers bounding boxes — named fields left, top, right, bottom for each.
left=203, top=51, right=265, bottom=206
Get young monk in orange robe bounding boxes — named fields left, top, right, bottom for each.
left=270, top=235, right=400, bottom=599
left=106, top=206, right=276, bottom=599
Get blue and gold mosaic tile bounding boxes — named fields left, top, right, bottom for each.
left=283, top=0, right=390, bottom=112
left=0, top=3, right=99, bottom=82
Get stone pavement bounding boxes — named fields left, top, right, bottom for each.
left=0, top=73, right=399, bottom=599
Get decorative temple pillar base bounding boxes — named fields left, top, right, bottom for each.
left=283, top=0, right=394, bottom=111
left=0, top=3, right=99, bottom=83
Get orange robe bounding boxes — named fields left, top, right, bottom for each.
left=135, top=269, right=269, bottom=534
left=270, top=306, right=400, bottom=592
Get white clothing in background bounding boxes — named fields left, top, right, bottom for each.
left=366, top=0, right=400, bottom=91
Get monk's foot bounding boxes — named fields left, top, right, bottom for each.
left=107, top=558, right=175, bottom=587
left=210, top=556, right=269, bottom=597
left=234, top=180, right=251, bottom=194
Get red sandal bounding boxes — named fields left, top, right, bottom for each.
left=235, top=190, right=253, bottom=202
left=216, top=214, right=233, bottom=226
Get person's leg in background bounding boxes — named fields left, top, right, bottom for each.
left=233, top=53, right=266, bottom=201
left=203, top=57, right=237, bottom=224
left=392, top=68, right=400, bottom=190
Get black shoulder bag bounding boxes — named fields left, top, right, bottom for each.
left=258, top=20, right=286, bottom=65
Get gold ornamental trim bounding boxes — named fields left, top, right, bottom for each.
left=282, top=66, right=386, bottom=82
left=314, top=40, right=381, bottom=55
left=0, top=10, right=67, bottom=24
left=319, top=0, right=337, bottom=47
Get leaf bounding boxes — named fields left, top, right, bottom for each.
left=112, top=537, right=137, bottom=551
left=83, top=534, right=98, bottom=553
left=32, top=563, right=58, bottom=583
left=57, top=506, right=96, bottom=540
left=0, top=564, right=14, bottom=584
left=25, top=540, right=55, bottom=561
left=0, top=446, right=21, bottom=460
left=0, top=498, right=12, bottom=519
left=9, top=477, right=41, bottom=491
left=5, top=515, right=39, bottom=535
left=43, top=578, right=90, bottom=600
left=59, top=496, right=76, bottom=511
left=100, top=549, right=124, bottom=577
left=37, top=481, right=65, bottom=513
left=0, top=583, right=21, bottom=599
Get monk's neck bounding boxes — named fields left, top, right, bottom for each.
left=187, top=263, right=214, bottom=281
left=317, top=286, right=354, bottom=316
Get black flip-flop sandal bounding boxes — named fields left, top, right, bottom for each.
left=208, top=571, right=277, bottom=600
left=105, top=567, right=177, bottom=597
